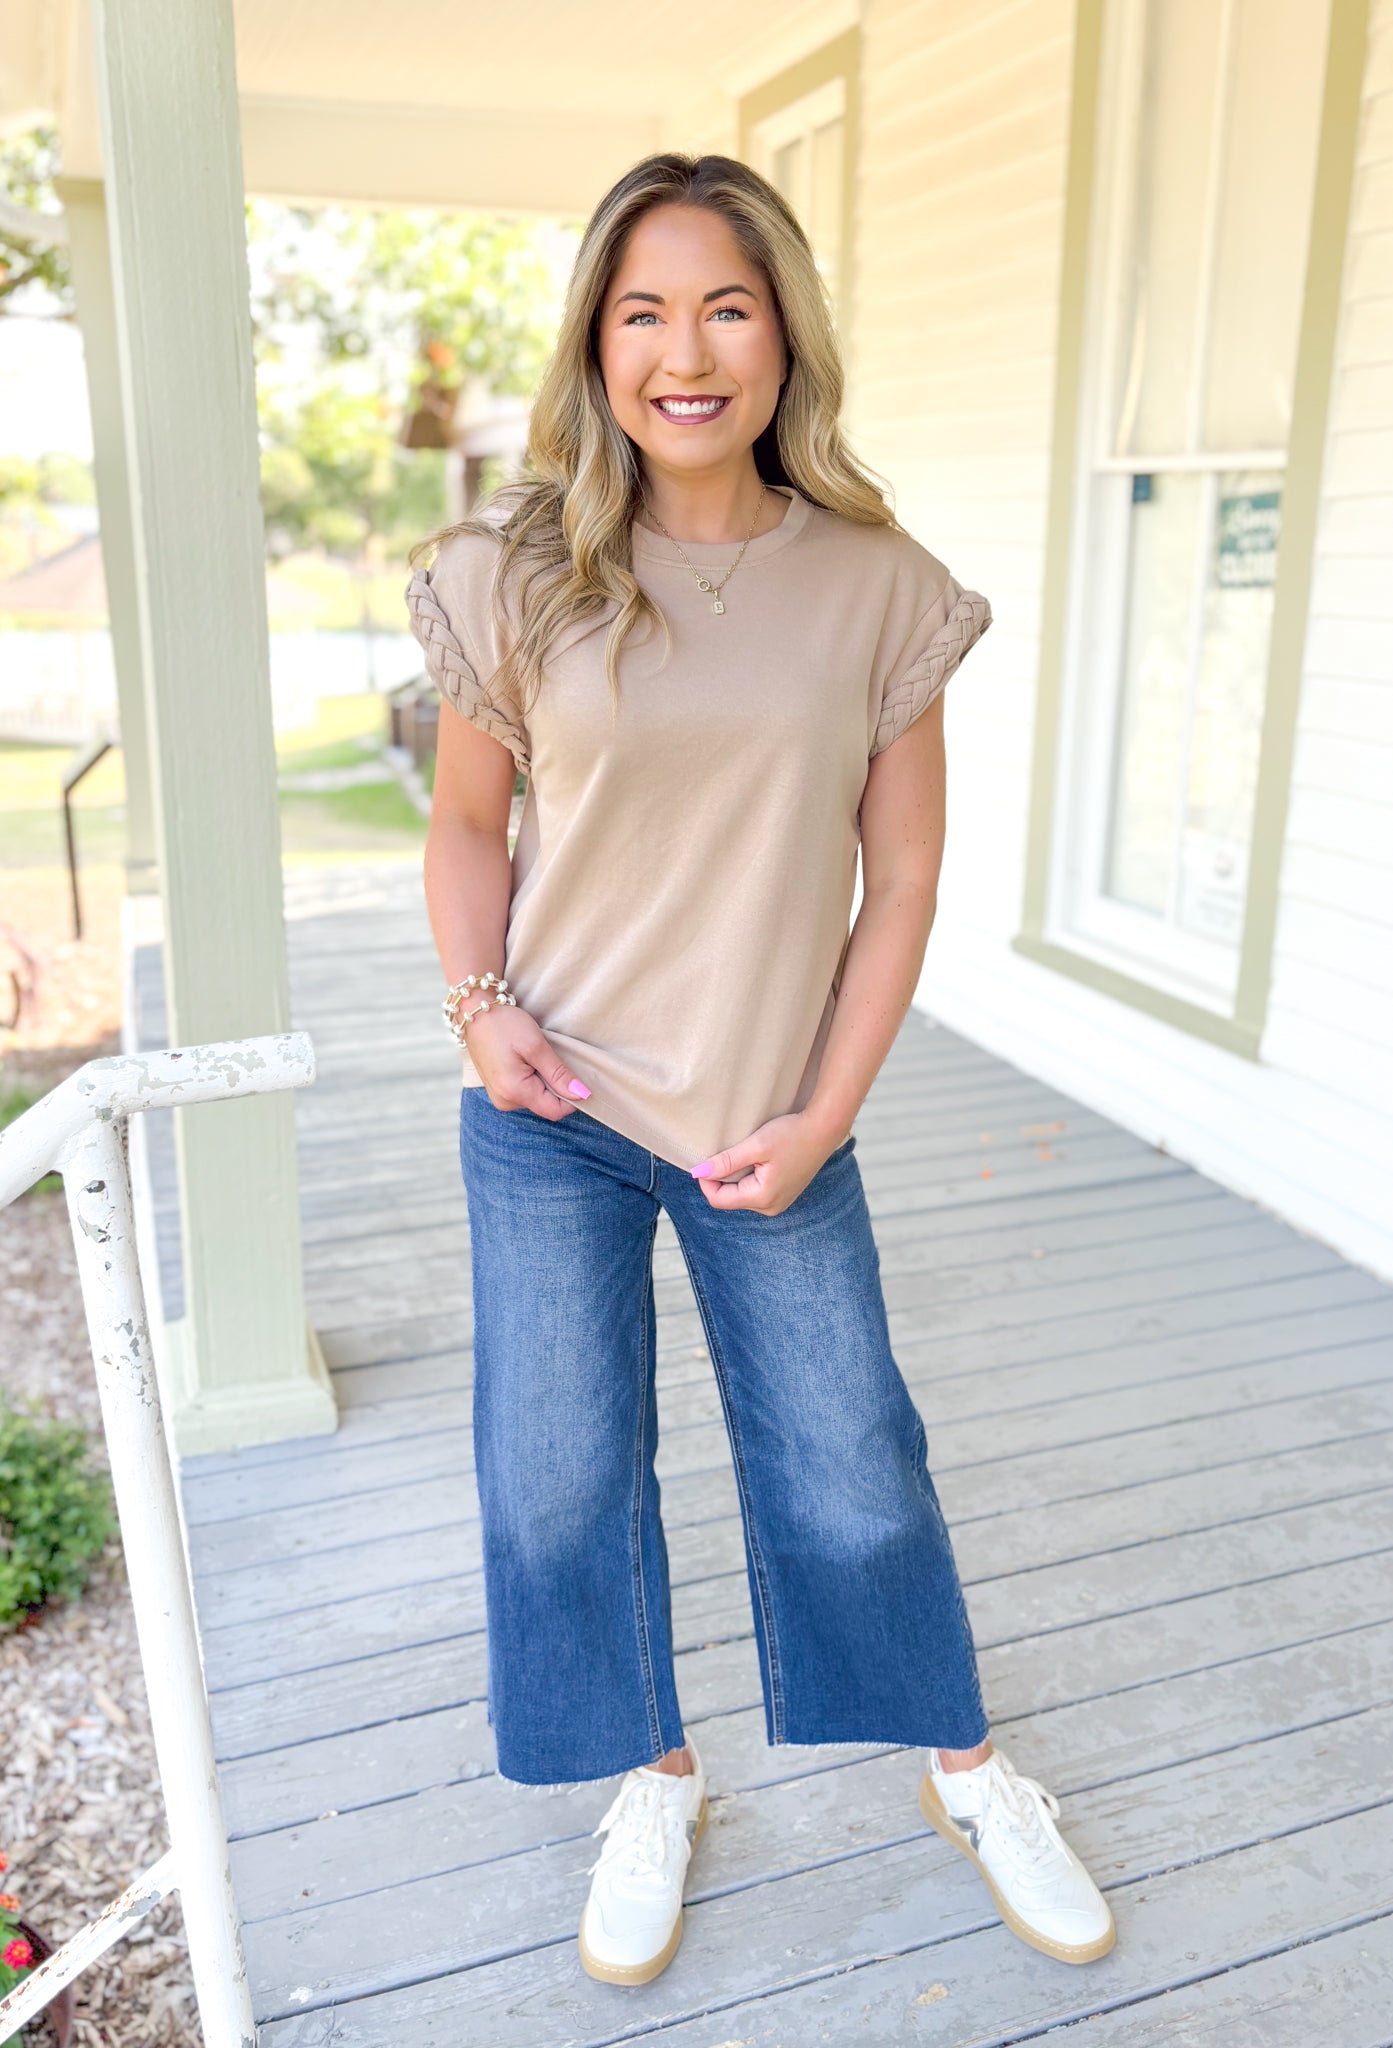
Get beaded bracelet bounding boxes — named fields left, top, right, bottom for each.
left=442, top=970, right=517, bottom=1047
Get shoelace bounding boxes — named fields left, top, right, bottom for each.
left=954, top=1754, right=1063, bottom=1871
left=587, top=1773, right=684, bottom=1884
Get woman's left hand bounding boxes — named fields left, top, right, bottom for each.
left=689, top=1111, right=848, bottom=1216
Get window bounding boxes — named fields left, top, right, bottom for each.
left=738, top=28, right=858, bottom=336
left=1049, top=0, right=1331, bottom=1014
left=747, top=76, right=847, bottom=310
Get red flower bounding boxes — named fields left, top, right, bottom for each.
left=0, top=1894, right=19, bottom=1912
left=0, top=1853, right=8, bottom=1873
left=3, top=1937, right=33, bottom=1970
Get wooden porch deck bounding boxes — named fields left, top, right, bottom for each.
left=132, top=858, right=1393, bottom=2046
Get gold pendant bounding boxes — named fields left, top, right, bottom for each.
left=713, top=598, right=725, bottom=614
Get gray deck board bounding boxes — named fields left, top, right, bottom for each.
left=179, top=1286, right=1384, bottom=1540
left=196, top=1412, right=1393, bottom=1688
left=216, top=1555, right=1393, bottom=1841
left=239, top=1702, right=1393, bottom=2018
left=229, top=1633, right=1393, bottom=1929
left=201, top=1485, right=1393, bottom=1761
left=189, top=1366, right=1393, bottom=1631
left=177, top=1245, right=1366, bottom=1522
left=256, top=1802, right=1393, bottom=2045
left=127, top=859, right=1393, bottom=2042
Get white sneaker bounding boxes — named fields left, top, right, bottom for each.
left=578, top=1734, right=710, bottom=1984
left=920, top=1745, right=1115, bottom=1964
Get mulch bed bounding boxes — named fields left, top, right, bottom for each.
left=3, top=1174, right=200, bottom=2047
left=3, top=880, right=201, bottom=2045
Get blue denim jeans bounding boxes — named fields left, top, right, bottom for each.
left=458, top=1089, right=990, bottom=1786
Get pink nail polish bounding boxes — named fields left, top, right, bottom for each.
left=569, top=1080, right=591, bottom=1098
left=691, top=1161, right=713, bottom=1177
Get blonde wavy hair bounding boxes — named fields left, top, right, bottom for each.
left=409, top=151, right=902, bottom=721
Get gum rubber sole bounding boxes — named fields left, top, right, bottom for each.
left=578, top=1791, right=711, bottom=1985
left=918, top=1773, right=1116, bottom=1965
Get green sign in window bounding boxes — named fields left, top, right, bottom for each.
left=1216, top=489, right=1281, bottom=588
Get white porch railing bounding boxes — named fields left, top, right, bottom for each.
left=0, top=1033, right=318, bottom=2048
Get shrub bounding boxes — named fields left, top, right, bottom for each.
left=1, top=1849, right=38, bottom=2048
left=0, top=1402, right=117, bottom=1631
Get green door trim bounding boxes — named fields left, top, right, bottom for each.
left=1015, top=0, right=1370, bottom=1061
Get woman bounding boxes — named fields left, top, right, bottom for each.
left=406, top=152, right=1114, bottom=1988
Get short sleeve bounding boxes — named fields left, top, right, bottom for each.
left=868, top=571, right=993, bottom=759
left=404, top=534, right=532, bottom=776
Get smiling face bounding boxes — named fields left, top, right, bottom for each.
left=595, top=202, right=789, bottom=486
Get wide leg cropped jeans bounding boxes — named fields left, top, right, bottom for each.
left=458, top=1088, right=990, bottom=1787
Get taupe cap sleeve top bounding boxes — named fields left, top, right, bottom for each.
left=405, top=485, right=992, bottom=1173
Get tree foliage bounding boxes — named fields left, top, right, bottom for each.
left=258, top=378, right=447, bottom=561
left=0, top=128, right=578, bottom=579
left=0, top=453, right=97, bottom=575
left=247, top=201, right=569, bottom=400
left=248, top=201, right=575, bottom=571
left=0, top=126, right=71, bottom=316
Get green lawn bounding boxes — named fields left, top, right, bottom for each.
left=279, top=777, right=427, bottom=851
left=276, top=692, right=391, bottom=772
left=0, top=1075, right=64, bottom=1190
left=0, top=693, right=429, bottom=867
left=265, top=554, right=418, bottom=634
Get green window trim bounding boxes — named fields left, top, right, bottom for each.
left=737, top=26, right=860, bottom=344
left=1017, top=0, right=1370, bottom=1062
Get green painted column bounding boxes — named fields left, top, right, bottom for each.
left=87, top=0, right=336, bottom=1453
left=53, top=177, right=157, bottom=897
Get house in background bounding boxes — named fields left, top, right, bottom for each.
left=1, top=0, right=1386, bottom=1455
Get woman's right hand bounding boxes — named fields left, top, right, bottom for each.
left=464, top=1005, right=592, bottom=1118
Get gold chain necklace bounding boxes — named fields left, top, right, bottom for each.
left=640, top=482, right=768, bottom=615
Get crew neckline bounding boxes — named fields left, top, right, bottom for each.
left=630, top=485, right=813, bottom=569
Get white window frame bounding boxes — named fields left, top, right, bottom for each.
left=746, top=76, right=847, bottom=302
left=1045, top=0, right=1321, bottom=1016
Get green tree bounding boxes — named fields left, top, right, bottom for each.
left=264, top=381, right=449, bottom=558
left=0, top=457, right=41, bottom=511
left=0, top=452, right=97, bottom=578
left=0, top=137, right=576, bottom=610
left=0, top=126, right=71, bottom=316
left=247, top=199, right=577, bottom=621
left=246, top=201, right=573, bottom=407
left=259, top=376, right=447, bottom=648
left=37, top=451, right=96, bottom=504
left=260, top=381, right=399, bottom=559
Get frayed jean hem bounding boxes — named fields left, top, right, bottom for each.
left=493, top=1740, right=688, bottom=1793
left=493, top=1722, right=993, bottom=1793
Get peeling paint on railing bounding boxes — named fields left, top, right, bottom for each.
left=0, top=1033, right=315, bottom=2046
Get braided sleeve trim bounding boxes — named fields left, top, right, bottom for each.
left=405, top=568, right=531, bottom=775
left=869, top=585, right=993, bottom=758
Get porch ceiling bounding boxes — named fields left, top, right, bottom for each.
left=6, top=0, right=859, bottom=212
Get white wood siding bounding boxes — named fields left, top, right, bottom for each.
left=845, top=0, right=1393, bottom=1278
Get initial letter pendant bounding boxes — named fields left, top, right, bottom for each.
left=713, top=597, right=725, bottom=614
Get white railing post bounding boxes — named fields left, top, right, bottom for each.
left=0, top=1033, right=316, bottom=2048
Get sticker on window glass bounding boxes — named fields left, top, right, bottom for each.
left=1216, top=491, right=1280, bottom=588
